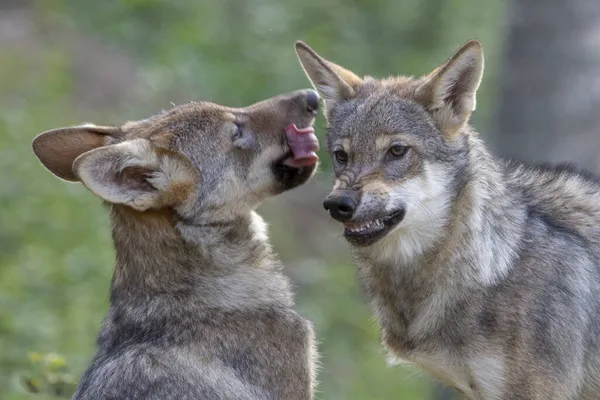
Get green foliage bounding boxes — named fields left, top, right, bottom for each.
left=1, top=1, right=506, bottom=398
left=21, top=352, right=76, bottom=398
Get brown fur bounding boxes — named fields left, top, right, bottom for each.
left=32, top=89, right=320, bottom=400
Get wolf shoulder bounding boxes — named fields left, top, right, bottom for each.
left=505, top=160, right=600, bottom=248
left=72, top=307, right=315, bottom=400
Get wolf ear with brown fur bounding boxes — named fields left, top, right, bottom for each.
left=73, top=139, right=199, bottom=212
left=32, top=124, right=121, bottom=181
left=33, top=125, right=199, bottom=212
left=295, top=41, right=363, bottom=118
left=416, top=40, right=484, bottom=137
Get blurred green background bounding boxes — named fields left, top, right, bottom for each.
left=2, top=0, right=599, bottom=399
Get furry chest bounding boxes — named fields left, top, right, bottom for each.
left=381, top=328, right=475, bottom=397
left=390, top=349, right=476, bottom=399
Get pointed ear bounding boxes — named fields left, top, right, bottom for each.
left=73, top=139, right=199, bottom=212
left=416, top=40, right=484, bottom=136
left=32, top=124, right=122, bottom=181
left=295, top=41, right=363, bottom=117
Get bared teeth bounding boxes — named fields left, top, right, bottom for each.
left=345, top=219, right=385, bottom=233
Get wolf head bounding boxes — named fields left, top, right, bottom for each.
left=295, top=41, right=484, bottom=251
left=32, top=89, right=320, bottom=221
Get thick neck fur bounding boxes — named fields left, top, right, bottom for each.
left=354, top=128, right=526, bottom=342
left=108, top=205, right=293, bottom=319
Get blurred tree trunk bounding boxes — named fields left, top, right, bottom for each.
left=492, top=0, right=600, bottom=171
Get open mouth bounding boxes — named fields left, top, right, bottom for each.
left=272, top=153, right=316, bottom=190
left=282, top=124, right=319, bottom=168
left=343, top=208, right=406, bottom=246
left=271, top=124, right=319, bottom=191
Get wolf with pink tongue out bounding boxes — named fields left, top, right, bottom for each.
left=285, top=123, right=320, bottom=167
left=32, top=88, right=321, bottom=400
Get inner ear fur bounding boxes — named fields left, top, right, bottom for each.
left=416, top=40, right=484, bottom=136
left=73, top=139, right=199, bottom=212
left=295, top=41, right=364, bottom=117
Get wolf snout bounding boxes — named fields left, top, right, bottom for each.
left=287, top=89, right=320, bottom=115
left=305, top=89, right=320, bottom=114
left=323, top=191, right=359, bottom=222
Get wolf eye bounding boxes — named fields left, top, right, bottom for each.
left=334, top=150, right=348, bottom=164
left=388, top=145, right=408, bottom=158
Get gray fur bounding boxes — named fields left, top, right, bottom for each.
left=297, top=39, right=600, bottom=399
left=32, top=89, right=320, bottom=399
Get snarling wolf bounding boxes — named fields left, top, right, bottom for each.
left=32, top=89, right=321, bottom=400
left=296, top=39, right=600, bottom=399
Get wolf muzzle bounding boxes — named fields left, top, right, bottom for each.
left=323, top=190, right=360, bottom=222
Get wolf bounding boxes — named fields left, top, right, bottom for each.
left=31, top=89, right=321, bottom=400
left=295, top=39, right=600, bottom=399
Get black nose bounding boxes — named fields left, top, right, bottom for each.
left=323, top=191, right=358, bottom=222
left=305, top=90, right=320, bottom=113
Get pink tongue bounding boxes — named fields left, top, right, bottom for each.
left=283, top=124, right=320, bottom=168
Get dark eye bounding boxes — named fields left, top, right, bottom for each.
left=388, top=145, right=408, bottom=158
left=334, top=150, right=348, bottom=164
